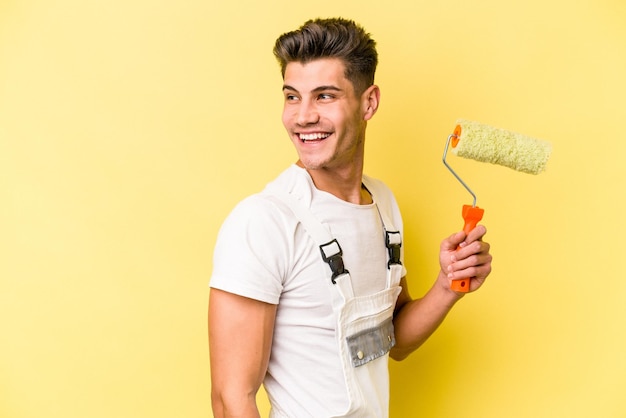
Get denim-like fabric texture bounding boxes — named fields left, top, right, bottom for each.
left=346, top=317, right=395, bottom=367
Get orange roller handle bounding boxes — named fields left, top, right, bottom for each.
left=450, top=204, right=485, bottom=293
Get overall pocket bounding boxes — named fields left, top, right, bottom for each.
left=341, top=286, right=401, bottom=367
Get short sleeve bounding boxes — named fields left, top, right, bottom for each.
left=209, top=195, right=292, bottom=304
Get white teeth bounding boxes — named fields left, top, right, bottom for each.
left=299, top=133, right=330, bottom=141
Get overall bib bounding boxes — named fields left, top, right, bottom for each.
left=270, top=188, right=403, bottom=418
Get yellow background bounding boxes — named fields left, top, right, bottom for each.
left=2, top=0, right=625, bottom=417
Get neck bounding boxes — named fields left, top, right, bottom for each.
left=296, top=160, right=371, bottom=205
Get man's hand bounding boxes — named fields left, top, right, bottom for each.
left=439, top=225, right=492, bottom=293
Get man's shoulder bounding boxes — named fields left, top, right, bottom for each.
left=227, top=165, right=307, bottom=215
left=362, top=174, right=395, bottom=200
left=262, top=164, right=315, bottom=206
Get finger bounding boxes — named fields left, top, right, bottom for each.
left=449, top=250, right=492, bottom=276
left=449, top=261, right=491, bottom=282
left=454, top=240, right=490, bottom=261
left=465, top=225, right=487, bottom=243
left=441, top=230, right=467, bottom=252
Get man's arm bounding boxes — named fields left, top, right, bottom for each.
left=390, top=226, right=492, bottom=361
left=209, top=288, right=277, bottom=418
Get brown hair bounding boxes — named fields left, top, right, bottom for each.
left=273, top=18, right=378, bottom=95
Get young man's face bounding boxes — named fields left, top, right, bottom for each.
left=281, top=58, right=377, bottom=172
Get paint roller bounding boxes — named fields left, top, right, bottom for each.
left=442, top=119, right=552, bottom=292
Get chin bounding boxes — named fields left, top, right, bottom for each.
left=301, top=158, right=332, bottom=171
left=296, top=153, right=323, bottom=169
left=299, top=161, right=322, bottom=170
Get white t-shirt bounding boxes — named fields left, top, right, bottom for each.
left=210, top=165, right=406, bottom=417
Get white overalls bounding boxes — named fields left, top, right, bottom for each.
left=269, top=188, right=404, bottom=417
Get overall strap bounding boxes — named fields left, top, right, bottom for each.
left=361, top=181, right=403, bottom=270
left=266, top=189, right=353, bottom=294
left=374, top=203, right=403, bottom=268
left=372, top=202, right=404, bottom=288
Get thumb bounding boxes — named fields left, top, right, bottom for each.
left=441, top=230, right=466, bottom=252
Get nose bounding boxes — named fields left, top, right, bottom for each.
left=296, top=101, right=319, bottom=126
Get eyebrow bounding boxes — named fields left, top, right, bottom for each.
left=282, top=84, right=343, bottom=93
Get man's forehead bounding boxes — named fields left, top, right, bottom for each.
left=283, top=58, right=350, bottom=91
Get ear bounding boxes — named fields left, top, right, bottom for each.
left=362, top=85, right=380, bottom=121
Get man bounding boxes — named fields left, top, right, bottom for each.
left=209, top=18, right=492, bottom=418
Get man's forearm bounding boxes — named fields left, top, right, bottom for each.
left=390, top=275, right=462, bottom=361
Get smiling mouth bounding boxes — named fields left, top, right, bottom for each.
left=299, top=132, right=331, bottom=142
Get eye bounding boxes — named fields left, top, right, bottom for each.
left=318, top=93, right=334, bottom=101
left=285, top=93, right=299, bottom=103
